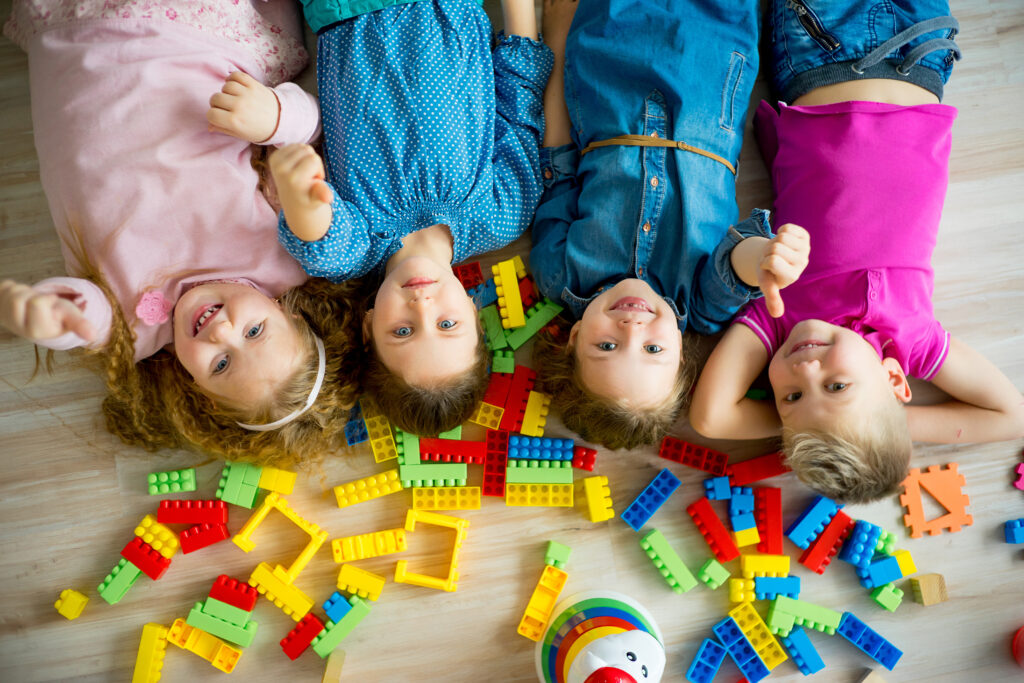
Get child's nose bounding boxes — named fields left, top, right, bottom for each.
left=208, top=319, right=232, bottom=342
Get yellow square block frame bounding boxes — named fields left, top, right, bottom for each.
left=233, top=492, right=329, bottom=583
left=394, top=509, right=469, bottom=592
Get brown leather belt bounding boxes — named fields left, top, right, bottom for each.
left=579, top=134, right=736, bottom=175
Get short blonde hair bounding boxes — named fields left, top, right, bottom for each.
left=781, top=399, right=911, bottom=503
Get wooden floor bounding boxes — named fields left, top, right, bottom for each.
left=1, top=1, right=1023, bottom=681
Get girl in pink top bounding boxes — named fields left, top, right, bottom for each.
left=690, top=0, right=1024, bottom=503
left=0, top=0, right=363, bottom=464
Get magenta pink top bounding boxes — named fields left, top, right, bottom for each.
left=735, top=99, right=957, bottom=380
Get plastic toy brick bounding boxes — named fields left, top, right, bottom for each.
left=332, top=529, right=407, bottom=564
left=333, top=468, right=403, bottom=508
left=210, top=575, right=258, bottom=612
left=704, top=476, right=732, bottom=500
left=399, top=462, right=468, bottom=488
left=393, top=427, right=420, bottom=466
left=740, top=554, right=789, bottom=579
left=468, top=278, right=497, bottom=309
left=482, top=370, right=513, bottom=407
left=337, top=564, right=385, bottom=601
left=158, top=499, right=227, bottom=526
left=394, top=510, right=470, bottom=592
left=639, top=529, right=698, bottom=593
left=412, top=486, right=482, bottom=510
left=519, top=391, right=551, bottom=436
left=780, top=627, right=825, bottom=676
left=1006, top=519, right=1024, bottom=543
left=311, top=596, right=371, bottom=658
left=508, top=435, right=574, bottom=461
left=730, top=601, right=788, bottom=669
left=732, top=526, right=760, bottom=548
left=134, top=514, right=179, bottom=559
left=167, top=618, right=242, bottom=673
left=517, top=565, right=570, bottom=641
left=799, top=509, right=854, bottom=574
left=453, top=261, right=484, bottom=290
left=875, top=529, right=897, bottom=556
left=686, top=638, right=727, bottom=683
left=518, top=274, right=538, bottom=307
left=498, top=365, right=537, bottom=432
left=785, top=495, right=840, bottom=549
left=98, top=558, right=142, bottom=605
left=909, top=573, right=947, bottom=606
left=766, top=596, right=842, bottom=637
left=215, top=461, right=263, bottom=508
left=731, top=512, right=757, bottom=531
left=234, top=492, right=329, bottom=583
left=837, top=612, right=903, bottom=670
left=1016, top=462, right=1024, bottom=491
left=180, top=523, right=230, bottom=554
left=687, top=497, right=740, bottom=563
left=419, top=437, right=487, bottom=464
left=583, top=476, right=614, bottom=523
left=856, top=555, right=903, bottom=589
left=754, top=487, right=784, bottom=554
left=344, top=403, right=368, bottom=446
left=323, top=649, right=346, bottom=681
left=729, top=578, right=756, bottom=604
left=201, top=596, right=252, bottom=627
left=697, top=558, right=730, bottom=590
left=492, top=349, right=516, bottom=374
left=891, top=549, right=916, bottom=576
left=658, top=436, right=728, bottom=475
left=899, top=463, right=973, bottom=538
left=754, top=576, right=800, bottom=601
left=121, top=536, right=172, bottom=581
left=506, top=459, right=573, bottom=485
left=437, top=425, right=462, bottom=439
left=55, top=588, right=89, bottom=620
left=483, top=429, right=510, bottom=497
left=480, top=305, right=510, bottom=351
left=621, top=468, right=681, bottom=531
left=712, top=615, right=770, bottom=683
left=132, top=623, right=169, bottom=683
left=572, top=446, right=597, bottom=471
left=186, top=602, right=258, bottom=647
left=510, top=255, right=527, bottom=279
left=258, top=466, right=297, bottom=494
left=469, top=401, right=505, bottom=429
left=323, top=592, right=353, bottom=623
left=730, top=488, right=755, bottom=515
left=504, top=298, right=564, bottom=350
left=249, top=562, right=314, bottom=621
left=726, top=452, right=790, bottom=486
left=280, top=612, right=325, bottom=661
left=545, top=540, right=572, bottom=569
left=505, top=483, right=573, bottom=507
left=493, top=259, right=526, bottom=328
left=870, top=583, right=903, bottom=612
left=366, top=415, right=399, bottom=463
left=839, top=520, right=883, bottom=568
left=147, top=468, right=196, bottom=495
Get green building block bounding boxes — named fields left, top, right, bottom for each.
left=398, top=462, right=468, bottom=488
left=491, top=349, right=516, bottom=374
left=147, top=468, right=197, bottom=495
left=697, top=558, right=731, bottom=590
left=505, top=459, right=574, bottom=485
left=216, top=461, right=262, bottom=508
left=200, top=596, right=252, bottom=626
left=479, top=305, right=509, bottom=351
left=767, top=596, right=842, bottom=637
left=98, top=558, right=142, bottom=605
left=186, top=602, right=258, bottom=647
left=394, top=428, right=421, bottom=466
left=545, top=541, right=572, bottom=569
left=312, top=596, right=371, bottom=658
left=870, top=583, right=904, bottom=612
left=875, top=529, right=897, bottom=555
left=639, top=529, right=698, bottom=594
left=504, top=299, right=564, bottom=350
left=437, top=426, right=462, bottom=440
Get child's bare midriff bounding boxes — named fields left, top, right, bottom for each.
left=794, top=78, right=940, bottom=106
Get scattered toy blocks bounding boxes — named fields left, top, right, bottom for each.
left=582, top=476, right=615, bottom=523
left=780, top=627, right=825, bottom=676
left=687, top=497, right=740, bottom=563
left=233, top=492, right=329, bottom=583
left=766, top=596, right=842, bottom=637
left=393, top=427, right=420, bottom=466
left=249, top=562, right=314, bottom=621
left=870, top=583, right=904, bottom=612
left=754, top=487, right=784, bottom=554
left=394, top=510, right=469, bottom=592
left=343, top=404, right=368, bottom=446
left=121, top=536, right=172, bottom=581
left=258, top=466, right=297, bottom=495
left=498, top=365, right=538, bottom=432
left=453, top=261, right=484, bottom=290
left=856, top=555, right=903, bottom=589
left=730, top=601, right=788, bottom=669
left=504, top=298, right=564, bottom=350
left=134, top=514, right=179, bottom=559
left=640, top=529, right=698, bottom=593
left=323, top=649, right=346, bottom=681
left=361, top=398, right=399, bottom=463
left=517, top=565, right=569, bottom=641
left=215, top=461, right=262, bottom=508
left=332, top=529, right=408, bottom=563
left=712, top=615, right=771, bottom=683
left=786, top=496, right=840, bottom=550
left=1015, top=462, right=1024, bottom=491
left=704, top=476, right=732, bottom=500
left=98, top=558, right=142, bottom=605
left=480, top=305, right=510, bottom=351
left=493, top=259, right=527, bottom=328
left=132, top=623, right=169, bottom=683
left=799, top=509, right=854, bottom=574
left=899, top=463, right=973, bottom=538
left=621, top=468, right=681, bottom=531
left=157, top=499, right=227, bottom=526
left=733, top=526, right=760, bottom=548
left=311, top=597, right=370, bottom=658
left=519, top=391, right=552, bottom=436
left=726, top=452, right=790, bottom=486
left=837, top=612, right=903, bottom=670
left=572, top=445, right=597, bottom=471
left=730, top=578, right=756, bottom=604
left=336, top=564, right=385, bottom=602
left=323, top=592, right=353, bottom=623
left=697, top=558, right=731, bottom=590
left=147, top=468, right=196, bottom=495
left=545, top=541, right=572, bottom=569
left=334, top=469, right=403, bottom=508
left=55, top=588, right=89, bottom=620
left=505, top=483, right=573, bottom=507
left=891, top=549, right=916, bottom=576
left=469, top=401, right=505, bottom=429
left=469, top=277, right=498, bottom=308
left=686, top=638, right=727, bottom=683
left=492, top=349, right=516, bottom=374
left=483, top=429, right=510, bottom=497
left=659, top=437, right=728, bottom=476
left=210, top=575, right=258, bottom=612
left=839, top=521, right=884, bottom=568
left=281, top=612, right=325, bottom=661
left=167, top=618, right=242, bottom=673
left=180, top=523, right=230, bottom=554
left=754, top=576, right=800, bottom=601
left=1006, top=519, right=1024, bottom=544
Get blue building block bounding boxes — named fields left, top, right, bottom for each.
left=754, top=576, right=801, bottom=600
left=703, top=476, right=732, bottom=501
left=323, top=591, right=353, bottom=623
left=856, top=554, right=902, bottom=589
left=621, top=468, right=681, bottom=532
left=1005, top=519, right=1024, bottom=544
left=507, top=435, right=575, bottom=461
left=837, top=612, right=903, bottom=670
left=780, top=627, right=825, bottom=676
left=712, top=616, right=770, bottom=683
left=785, top=495, right=840, bottom=549
left=729, top=487, right=754, bottom=515
left=469, top=278, right=498, bottom=309
left=686, top=638, right=727, bottom=683
left=344, top=404, right=368, bottom=446
left=730, top=512, right=757, bottom=531
left=839, top=520, right=883, bottom=568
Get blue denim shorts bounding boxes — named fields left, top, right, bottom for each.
left=769, top=0, right=961, bottom=102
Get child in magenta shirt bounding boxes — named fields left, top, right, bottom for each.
left=690, top=0, right=1024, bottom=503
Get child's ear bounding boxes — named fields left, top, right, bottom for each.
left=362, top=309, right=374, bottom=345
left=566, top=320, right=582, bottom=352
left=882, top=356, right=913, bottom=403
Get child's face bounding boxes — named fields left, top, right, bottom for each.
left=570, top=279, right=682, bottom=407
left=172, top=282, right=305, bottom=405
left=368, top=256, right=479, bottom=386
left=768, top=319, right=911, bottom=431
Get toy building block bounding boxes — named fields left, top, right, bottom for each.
left=837, top=612, right=903, bottom=670
left=121, top=536, right=172, bottom=581
left=399, top=462, right=468, bottom=488
left=899, top=463, right=973, bottom=538
left=766, top=596, right=842, bottom=637
left=311, top=596, right=371, bottom=658
left=234, top=492, right=329, bottom=583
left=419, top=437, right=487, bottom=464
left=453, top=261, right=484, bottom=290
left=55, top=588, right=89, bottom=620
left=891, top=549, right=916, bottom=576
left=180, top=523, right=230, bottom=554
left=98, top=558, right=142, bottom=604
left=517, top=565, right=570, bottom=641
left=875, top=529, right=897, bottom=556
left=323, top=592, right=353, bottom=623
left=147, top=468, right=196, bottom=495
left=480, top=304, right=510, bottom=351
left=726, top=452, right=790, bottom=486
left=469, top=278, right=498, bottom=309
left=687, top=497, right=740, bottom=563
left=686, top=638, right=727, bottom=683
left=210, top=575, right=258, bottom=612
left=754, top=576, right=800, bottom=601
left=469, top=401, right=505, bottom=429
left=505, top=483, right=574, bottom=507
left=754, top=487, right=784, bottom=554
left=337, top=564, right=386, bottom=601
left=732, top=527, right=760, bottom=548
left=249, top=562, right=314, bottom=621
left=200, top=597, right=252, bottom=627
left=215, top=461, right=263, bottom=508
left=186, top=602, right=258, bottom=647
left=730, top=602, right=788, bottom=670
left=799, top=509, right=854, bottom=574
left=640, top=529, right=698, bottom=593
left=157, top=499, right=227, bottom=526
left=583, top=476, right=615, bottom=523
left=510, top=254, right=528, bottom=278
left=704, top=477, right=732, bottom=500
left=621, top=468, right=681, bottom=531
left=729, top=578, right=756, bottom=604
left=361, top=399, right=399, bottom=463
left=492, top=349, right=516, bottom=374
left=483, top=429, right=510, bottom=497
left=856, top=555, right=903, bottom=589
left=839, top=520, right=884, bottom=568
left=504, top=298, right=565, bottom=350
left=712, top=615, right=771, bottom=683
left=785, top=495, right=840, bottom=549
left=870, top=583, right=903, bottom=612
left=730, top=488, right=755, bottom=516
left=132, top=622, right=169, bottom=683
left=134, top=514, right=179, bottom=559
left=857, top=670, right=889, bottom=683
left=499, top=365, right=538, bottom=432
left=1013, top=625, right=1024, bottom=667
left=519, top=391, right=552, bottom=436
left=545, top=541, right=572, bottom=569
left=412, top=486, right=482, bottom=510
left=506, top=460, right=574, bottom=485
left=167, top=618, right=242, bottom=673
left=697, top=558, right=731, bottom=590
left=258, top=466, right=297, bottom=495
left=493, top=259, right=527, bottom=328
left=482, top=369, right=513, bottom=407
left=281, top=612, right=325, bottom=661
left=323, top=650, right=345, bottom=682
left=509, top=435, right=574, bottom=461
left=333, top=468, right=403, bottom=508
left=659, top=436, right=728, bottom=476
left=780, top=627, right=825, bottom=676
left=394, top=427, right=420, bottom=466
left=1015, top=462, right=1024, bottom=491
left=518, top=274, right=539, bottom=307
left=1006, top=519, right=1024, bottom=543
left=572, top=446, right=597, bottom=471
left=343, top=403, right=368, bottom=446
left=394, top=509, right=469, bottom=592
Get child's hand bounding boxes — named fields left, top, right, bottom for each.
left=758, top=223, right=810, bottom=318
left=269, top=144, right=333, bottom=241
left=207, top=72, right=280, bottom=144
left=0, top=280, right=96, bottom=342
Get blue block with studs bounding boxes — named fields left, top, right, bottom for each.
left=621, top=468, right=681, bottom=532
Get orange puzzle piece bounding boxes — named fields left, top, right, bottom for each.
left=899, top=463, right=973, bottom=538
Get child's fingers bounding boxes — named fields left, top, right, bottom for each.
left=55, top=300, right=95, bottom=341
left=311, top=181, right=332, bottom=205
left=292, top=149, right=326, bottom=182
left=208, top=92, right=236, bottom=112
left=220, top=79, right=247, bottom=97
left=761, top=275, right=785, bottom=318
left=227, top=71, right=257, bottom=88
left=206, top=107, right=235, bottom=130
left=761, top=254, right=802, bottom=288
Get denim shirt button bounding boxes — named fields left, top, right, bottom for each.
left=650, top=131, right=658, bottom=138
left=638, top=267, right=644, bottom=276
left=650, top=176, right=659, bottom=188
left=543, top=168, right=553, bottom=179
left=642, top=222, right=651, bottom=232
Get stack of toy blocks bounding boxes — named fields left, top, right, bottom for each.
left=504, top=433, right=576, bottom=507
left=395, top=426, right=467, bottom=489
left=100, top=514, right=180, bottom=604
left=158, top=499, right=229, bottom=554
left=729, top=486, right=760, bottom=548
left=517, top=542, right=570, bottom=641
left=167, top=617, right=243, bottom=673
left=186, top=575, right=259, bottom=647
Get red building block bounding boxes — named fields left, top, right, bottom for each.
left=726, top=452, right=790, bottom=486
left=518, top=275, right=539, bottom=308
left=121, top=536, right=172, bottom=580
left=799, top=509, right=855, bottom=574
left=280, top=612, right=326, bottom=660
left=686, top=497, right=739, bottom=562
left=754, top=487, right=784, bottom=554
left=209, top=574, right=258, bottom=612
left=179, top=523, right=230, bottom=554
left=483, top=429, right=509, bottom=497
left=157, top=499, right=228, bottom=526
left=418, top=438, right=487, bottom=464
left=572, top=446, right=597, bottom=472
left=453, top=261, right=484, bottom=290
left=482, top=371, right=513, bottom=409
left=498, top=365, right=537, bottom=433
left=659, top=437, right=728, bottom=476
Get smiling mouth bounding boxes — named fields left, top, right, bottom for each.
left=402, top=278, right=436, bottom=289
left=787, top=340, right=829, bottom=357
left=192, top=304, right=222, bottom=337
left=610, top=297, right=653, bottom=313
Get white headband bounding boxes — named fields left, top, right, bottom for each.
left=237, top=336, right=326, bottom=432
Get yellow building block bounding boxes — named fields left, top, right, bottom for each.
left=493, top=259, right=526, bottom=329
left=506, top=483, right=573, bottom=507
left=132, top=623, right=169, bottom=683
left=729, top=602, right=788, bottom=670
left=733, top=526, right=761, bottom=548
left=332, top=528, right=408, bottom=563
left=517, top=565, right=569, bottom=641
left=412, top=486, right=482, bottom=511
left=258, top=466, right=297, bottom=494
left=893, top=549, right=916, bottom=576
left=333, top=468, right=403, bottom=508
left=249, top=562, right=314, bottom=621
left=233, top=492, right=329, bottom=583
left=54, top=588, right=89, bottom=620
left=322, top=650, right=345, bottom=682
left=394, top=510, right=469, bottom=592
left=134, top=514, right=179, bottom=559
left=519, top=391, right=551, bottom=437
left=729, top=577, right=756, bottom=604
left=582, top=476, right=614, bottom=522
left=740, top=553, right=790, bottom=578
left=167, top=618, right=241, bottom=673
left=511, top=255, right=527, bottom=279
left=468, top=401, right=504, bottom=429
left=337, top=564, right=386, bottom=601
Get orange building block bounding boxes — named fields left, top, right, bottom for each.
left=900, top=463, right=973, bottom=538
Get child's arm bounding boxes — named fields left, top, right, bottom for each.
left=540, top=0, right=575, bottom=148
left=0, top=279, right=108, bottom=350
left=906, top=336, right=1024, bottom=443
left=729, top=223, right=810, bottom=318
left=207, top=72, right=320, bottom=146
left=502, top=0, right=539, bottom=40
left=690, top=324, right=781, bottom=439
left=270, top=143, right=334, bottom=242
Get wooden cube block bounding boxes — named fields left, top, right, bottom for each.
left=909, top=573, right=947, bottom=606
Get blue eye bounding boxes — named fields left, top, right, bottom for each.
left=245, top=322, right=264, bottom=339
left=213, top=357, right=229, bottom=375
left=438, top=319, right=456, bottom=330
left=597, top=342, right=617, bottom=351
left=394, top=326, right=412, bottom=338
left=644, top=344, right=662, bottom=354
